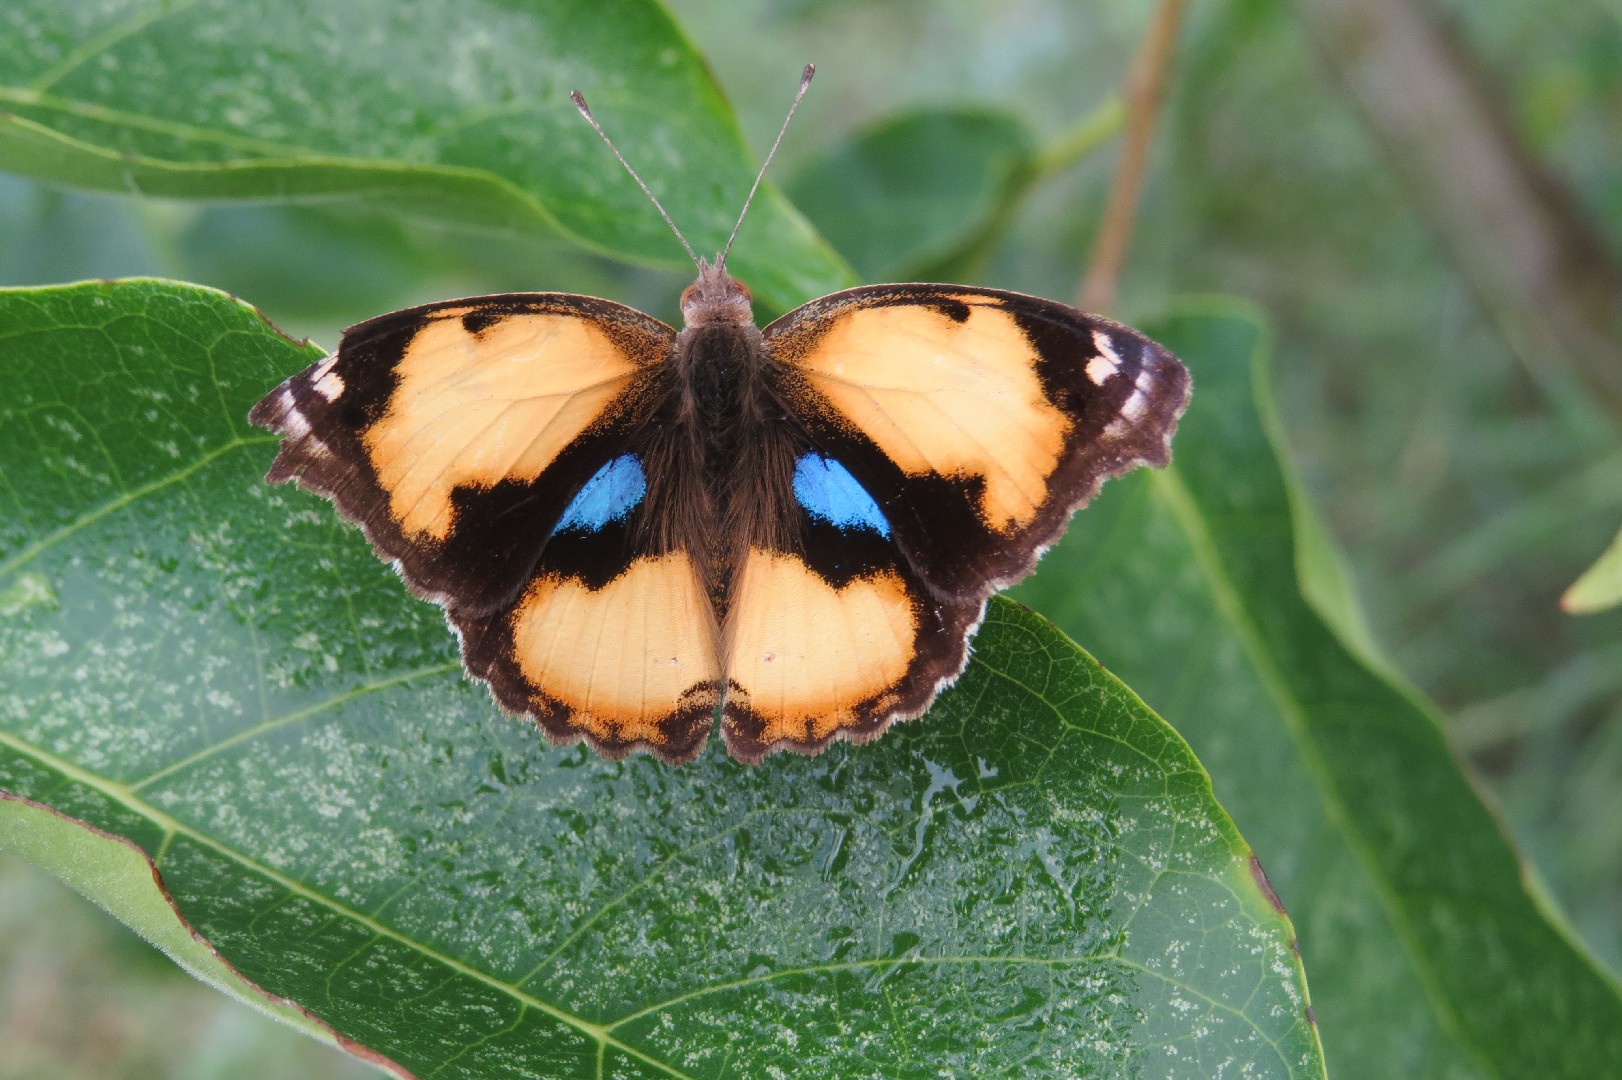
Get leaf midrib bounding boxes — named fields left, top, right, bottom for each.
left=0, top=583, right=1295, bottom=1076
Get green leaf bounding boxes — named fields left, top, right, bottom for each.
left=0, top=1, right=852, bottom=313
left=1562, top=525, right=1622, bottom=614
left=1014, top=301, right=1622, bottom=1078
left=0, top=793, right=370, bottom=1060
left=785, top=108, right=1037, bottom=282
left=0, top=281, right=1320, bottom=1078
left=784, top=102, right=1119, bottom=284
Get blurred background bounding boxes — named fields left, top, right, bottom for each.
left=3, top=0, right=1619, bottom=1075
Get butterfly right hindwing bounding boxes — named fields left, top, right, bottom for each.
left=719, top=452, right=982, bottom=763
left=455, top=451, right=724, bottom=763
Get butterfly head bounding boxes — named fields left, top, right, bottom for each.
left=679, top=257, right=753, bottom=326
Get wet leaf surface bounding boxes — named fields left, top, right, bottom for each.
left=0, top=280, right=1321, bottom=1078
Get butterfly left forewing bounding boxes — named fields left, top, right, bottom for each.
left=765, top=284, right=1190, bottom=602
left=250, top=294, right=673, bottom=614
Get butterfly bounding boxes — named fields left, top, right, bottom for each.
left=249, top=66, right=1190, bottom=765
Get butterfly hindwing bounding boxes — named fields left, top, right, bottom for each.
left=765, top=284, right=1190, bottom=602
left=720, top=453, right=981, bottom=763
left=249, top=294, right=673, bottom=613
left=454, top=451, right=724, bottom=762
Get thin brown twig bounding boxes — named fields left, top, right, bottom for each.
left=1079, top=0, right=1188, bottom=314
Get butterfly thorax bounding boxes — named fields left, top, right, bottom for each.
left=663, top=262, right=801, bottom=609
left=673, top=260, right=761, bottom=431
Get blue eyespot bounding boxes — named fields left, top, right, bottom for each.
left=554, top=454, right=646, bottom=534
left=793, top=453, right=890, bottom=537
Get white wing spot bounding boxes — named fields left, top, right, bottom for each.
left=1092, top=329, right=1125, bottom=367
left=1121, top=389, right=1148, bottom=422
left=313, top=371, right=346, bottom=401
left=1087, top=329, right=1123, bottom=384
left=280, top=406, right=311, bottom=438
left=274, top=387, right=313, bottom=437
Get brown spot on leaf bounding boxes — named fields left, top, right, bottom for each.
left=1250, top=852, right=1288, bottom=916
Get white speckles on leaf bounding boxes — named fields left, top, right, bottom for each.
left=0, top=215, right=1319, bottom=1080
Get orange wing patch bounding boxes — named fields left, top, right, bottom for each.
left=364, top=312, right=643, bottom=540
left=782, top=297, right=1068, bottom=533
left=721, top=548, right=919, bottom=755
left=504, top=552, right=722, bottom=752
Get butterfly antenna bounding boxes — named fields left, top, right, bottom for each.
left=570, top=89, right=702, bottom=269
left=719, top=63, right=815, bottom=269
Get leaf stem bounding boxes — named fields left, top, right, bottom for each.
left=1078, top=0, right=1188, bottom=314
left=1032, top=94, right=1124, bottom=180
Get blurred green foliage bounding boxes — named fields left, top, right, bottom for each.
left=1, top=0, right=1619, bottom=1075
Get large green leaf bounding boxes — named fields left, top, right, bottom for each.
left=785, top=108, right=1039, bottom=283
left=1014, top=302, right=1622, bottom=1077
left=0, top=0, right=852, bottom=313
left=784, top=102, right=1120, bottom=284
left=0, top=280, right=1321, bottom=1078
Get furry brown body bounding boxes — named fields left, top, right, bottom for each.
left=650, top=259, right=800, bottom=609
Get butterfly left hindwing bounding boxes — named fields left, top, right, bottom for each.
left=720, top=452, right=982, bottom=763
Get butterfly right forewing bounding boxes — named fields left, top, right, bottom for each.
left=764, top=284, right=1190, bottom=602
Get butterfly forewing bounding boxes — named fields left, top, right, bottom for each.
left=250, top=294, right=673, bottom=614
left=764, top=285, right=1191, bottom=601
